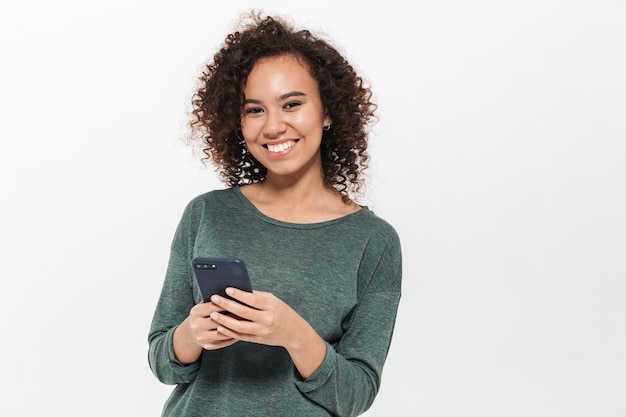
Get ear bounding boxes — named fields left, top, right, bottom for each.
left=323, top=113, right=332, bottom=128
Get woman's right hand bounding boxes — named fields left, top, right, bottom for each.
left=189, top=301, right=239, bottom=349
left=173, top=302, right=238, bottom=364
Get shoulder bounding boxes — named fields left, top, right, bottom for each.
left=170, top=188, right=240, bottom=250
left=358, top=209, right=402, bottom=269
left=355, top=208, right=401, bottom=247
left=187, top=187, right=235, bottom=206
left=173, top=188, right=243, bottom=231
left=351, top=209, right=402, bottom=294
left=182, top=188, right=238, bottom=215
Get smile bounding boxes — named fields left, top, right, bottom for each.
left=266, top=140, right=297, bottom=153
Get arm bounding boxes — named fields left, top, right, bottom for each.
left=148, top=247, right=201, bottom=385
left=296, top=290, right=401, bottom=416
left=148, top=247, right=242, bottom=383
left=297, top=236, right=403, bottom=416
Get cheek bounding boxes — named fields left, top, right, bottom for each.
left=240, top=119, right=261, bottom=141
left=294, top=111, right=324, bottom=135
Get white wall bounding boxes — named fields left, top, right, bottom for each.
left=1, top=1, right=625, bottom=416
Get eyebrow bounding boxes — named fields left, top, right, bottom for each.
left=243, top=91, right=306, bottom=105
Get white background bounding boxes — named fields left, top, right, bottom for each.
left=1, top=1, right=625, bottom=416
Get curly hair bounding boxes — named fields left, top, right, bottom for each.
left=189, top=11, right=377, bottom=200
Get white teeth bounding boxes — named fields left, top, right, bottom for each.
left=267, top=140, right=295, bottom=153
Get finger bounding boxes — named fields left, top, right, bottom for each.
left=210, top=294, right=256, bottom=320
left=190, top=318, right=217, bottom=335
left=225, top=287, right=263, bottom=308
left=210, top=311, right=256, bottom=337
left=191, top=301, right=232, bottom=319
left=201, top=337, right=238, bottom=350
left=197, top=331, right=238, bottom=350
left=198, top=329, right=234, bottom=342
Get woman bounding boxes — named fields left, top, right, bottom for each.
left=148, top=12, right=402, bottom=417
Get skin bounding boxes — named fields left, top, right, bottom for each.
left=173, top=54, right=360, bottom=379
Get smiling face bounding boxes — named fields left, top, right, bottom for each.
left=240, top=55, right=331, bottom=183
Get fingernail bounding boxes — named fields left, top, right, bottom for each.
left=225, top=287, right=234, bottom=295
left=211, top=295, right=221, bottom=303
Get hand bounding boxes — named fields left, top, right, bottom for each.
left=187, top=301, right=239, bottom=351
left=209, top=288, right=327, bottom=378
left=208, top=289, right=303, bottom=348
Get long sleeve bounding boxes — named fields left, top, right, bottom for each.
left=148, top=202, right=201, bottom=385
left=295, top=235, right=402, bottom=416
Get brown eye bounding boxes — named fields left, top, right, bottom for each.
left=244, top=107, right=264, bottom=116
left=283, top=101, right=302, bottom=110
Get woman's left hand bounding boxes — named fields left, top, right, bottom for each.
left=209, top=288, right=305, bottom=348
left=209, top=288, right=327, bottom=379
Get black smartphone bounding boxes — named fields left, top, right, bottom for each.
left=191, top=257, right=253, bottom=302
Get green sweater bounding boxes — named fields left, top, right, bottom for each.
left=148, top=187, right=402, bottom=417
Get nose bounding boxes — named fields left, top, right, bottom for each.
left=263, top=109, right=286, bottom=139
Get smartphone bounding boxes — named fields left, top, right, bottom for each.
left=191, top=257, right=253, bottom=302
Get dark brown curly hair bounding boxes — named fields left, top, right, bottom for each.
left=189, top=11, right=377, bottom=200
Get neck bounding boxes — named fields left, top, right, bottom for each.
left=257, top=171, right=329, bottom=207
left=240, top=173, right=359, bottom=224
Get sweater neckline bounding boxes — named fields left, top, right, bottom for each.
left=231, top=186, right=368, bottom=229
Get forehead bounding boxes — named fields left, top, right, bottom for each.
left=252, top=54, right=309, bottom=70
left=244, top=55, right=318, bottom=91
